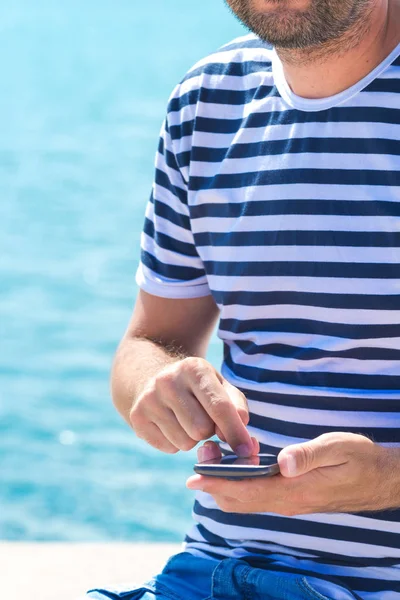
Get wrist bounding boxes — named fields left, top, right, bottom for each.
left=375, top=445, right=400, bottom=510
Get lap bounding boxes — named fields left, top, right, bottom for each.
left=85, top=551, right=360, bottom=600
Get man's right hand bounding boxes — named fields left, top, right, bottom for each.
left=129, top=356, right=255, bottom=457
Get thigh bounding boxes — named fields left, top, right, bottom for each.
left=210, top=558, right=360, bottom=600
left=85, top=552, right=216, bottom=600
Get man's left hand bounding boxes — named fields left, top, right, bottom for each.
left=186, top=433, right=399, bottom=516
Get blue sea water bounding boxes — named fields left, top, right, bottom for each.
left=0, top=1, right=244, bottom=541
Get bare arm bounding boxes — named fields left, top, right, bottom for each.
left=111, top=289, right=220, bottom=423
left=111, top=289, right=254, bottom=456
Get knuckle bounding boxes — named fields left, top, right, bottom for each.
left=140, top=380, right=157, bottom=400
left=193, top=428, right=214, bottom=442
left=163, top=446, right=179, bottom=455
left=209, top=397, right=230, bottom=419
left=193, top=421, right=215, bottom=441
left=149, top=436, right=178, bottom=454
left=236, top=389, right=248, bottom=406
left=155, top=369, right=176, bottom=393
left=129, top=405, right=144, bottom=429
left=129, top=405, right=138, bottom=423
left=136, top=427, right=152, bottom=442
left=237, top=405, right=249, bottom=425
left=345, top=433, right=374, bottom=459
left=181, top=356, right=206, bottom=376
left=179, top=439, right=197, bottom=452
left=136, top=429, right=151, bottom=443
left=183, top=358, right=214, bottom=389
left=297, top=444, right=315, bottom=472
left=175, top=394, right=189, bottom=410
left=134, top=428, right=146, bottom=441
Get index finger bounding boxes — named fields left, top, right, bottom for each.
left=191, top=370, right=253, bottom=457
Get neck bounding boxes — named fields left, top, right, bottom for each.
left=276, top=0, right=400, bottom=99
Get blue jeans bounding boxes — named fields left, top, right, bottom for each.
left=86, top=552, right=361, bottom=600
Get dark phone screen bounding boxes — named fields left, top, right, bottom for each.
left=199, top=454, right=278, bottom=467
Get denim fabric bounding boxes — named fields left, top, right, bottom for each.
left=86, top=552, right=361, bottom=600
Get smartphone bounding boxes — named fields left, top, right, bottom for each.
left=194, top=453, right=280, bottom=479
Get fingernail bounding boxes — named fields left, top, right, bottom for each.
left=282, top=452, right=297, bottom=476
left=235, top=443, right=253, bottom=458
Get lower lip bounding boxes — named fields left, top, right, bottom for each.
left=254, top=0, right=307, bottom=6
left=252, top=0, right=287, bottom=8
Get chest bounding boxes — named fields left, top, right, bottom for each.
left=187, top=121, right=400, bottom=303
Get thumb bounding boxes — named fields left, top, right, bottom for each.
left=278, top=434, right=345, bottom=478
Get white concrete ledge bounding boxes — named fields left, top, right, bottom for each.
left=1, top=542, right=180, bottom=600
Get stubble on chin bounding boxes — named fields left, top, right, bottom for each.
left=224, top=0, right=374, bottom=61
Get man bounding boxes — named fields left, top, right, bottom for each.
left=87, top=0, right=400, bottom=598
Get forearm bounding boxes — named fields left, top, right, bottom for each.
left=111, top=336, right=187, bottom=425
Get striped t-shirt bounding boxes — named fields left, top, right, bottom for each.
left=136, top=34, right=400, bottom=599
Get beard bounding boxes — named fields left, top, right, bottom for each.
left=224, top=0, right=373, bottom=50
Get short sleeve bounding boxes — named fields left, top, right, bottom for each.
left=136, top=112, right=210, bottom=299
